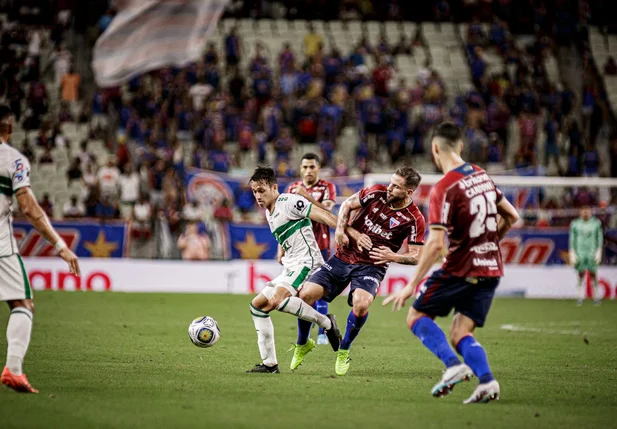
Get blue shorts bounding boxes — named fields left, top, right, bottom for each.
left=309, top=255, right=387, bottom=306
left=412, top=269, right=500, bottom=327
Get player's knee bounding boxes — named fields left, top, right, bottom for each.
left=449, top=328, right=471, bottom=348
left=299, top=283, right=321, bottom=305
left=352, top=299, right=372, bottom=316
left=406, top=308, right=423, bottom=329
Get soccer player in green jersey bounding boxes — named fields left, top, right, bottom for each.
left=569, top=206, right=603, bottom=306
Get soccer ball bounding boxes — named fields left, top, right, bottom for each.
left=188, top=316, right=221, bottom=348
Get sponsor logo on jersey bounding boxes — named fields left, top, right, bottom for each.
left=409, top=225, right=416, bottom=241
left=372, top=207, right=379, bottom=213
left=364, top=217, right=393, bottom=239
left=471, top=242, right=498, bottom=254
left=13, top=159, right=26, bottom=182
left=396, top=212, right=411, bottom=221
left=379, top=213, right=388, bottom=220
left=389, top=217, right=401, bottom=228
left=361, top=192, right=376, bottom=204
left=472, top=258, right=499, bottom=267
left=294, top=199, right=306, bottom=211
left=312, top=192, right=322, bottom=200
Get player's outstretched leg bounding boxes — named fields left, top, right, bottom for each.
left=277, top=297, right=341, bottom=351
left=2, top=303, right=38, bottom=393
left=247, top=301, right=280, bottom=374
left=335, top=290, right=372, bottom=376
left=315, top=299, right=329, bottom=345
left=451, top=314, right=499, bottom=404
left=407, top=311, right=470, bottom=397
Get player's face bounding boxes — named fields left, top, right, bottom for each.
left=581, top=207, right=591, bottom=220
left=300, top=159, right=320, bottom=185
left=251, top=181, right=278, bottom=208
left=386, top=174, right=411, bottom=204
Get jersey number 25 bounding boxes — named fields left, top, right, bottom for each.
left=469, top=191, right=498, bottom=238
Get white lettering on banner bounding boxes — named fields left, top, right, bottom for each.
left=364, top=217, right=394, bottom=239
left=471, top=243, right=499, bottom=254
left=20, top=258, right=617, bottom=300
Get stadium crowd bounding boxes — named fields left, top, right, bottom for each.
left=1, top=0, right=616, bottom=259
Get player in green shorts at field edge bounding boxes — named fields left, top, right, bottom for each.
left=569, top=206, right=603, bottom=306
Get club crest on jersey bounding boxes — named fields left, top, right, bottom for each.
left=389, top=217, right=401, bottom=228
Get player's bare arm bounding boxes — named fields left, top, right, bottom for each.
left=383, top=228, right=446, bottom=311
left=16, top=187, right=80, bottom=276
left=308, top=204, right=371, bottom=251
left=369, top=244, right=422, bottom=265
left=496, top=197, right=519, bottom=241
left=335, top=192, right=363, bottom=248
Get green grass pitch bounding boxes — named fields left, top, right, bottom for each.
left=1, top=292, right=616, bottom=429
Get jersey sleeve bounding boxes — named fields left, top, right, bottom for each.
left=359, top=184, right=386, bottom=207
left=428, top=183, right=450, bottom=231
left=409, top=210, right=426, bottom=245
left=11, top=155, right=31, bottom=192
left=283, top=194, right=312, bottom=220
left=596, top=220, right=604, bottom=251
left=324, top=181, right=337, bottom=203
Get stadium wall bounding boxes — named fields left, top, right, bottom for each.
left=22, top=258, right=617, bottom=300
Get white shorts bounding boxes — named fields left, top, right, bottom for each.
left=261, top=264, right=318, bottom=299
left=0, top=254, right=33, bottom=301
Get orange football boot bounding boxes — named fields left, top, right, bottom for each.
left=1, top=367, right=39, bottom=393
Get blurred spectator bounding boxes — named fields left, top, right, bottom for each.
left=583, top=144, right=600, bottom=177
left=95, top=195, right=120, bottom=219
left=66, top=157, right=83, bottom=185
left=39, top=147, right=54, bottom=164
left=61, top=65, right=80, bottom=106
left=98, top=8, right=115, bottom=34
left=77, top=140, right=95, bottom=170
left=97, top=158, right=121, bottom=197
left=334, top=155, right=350, bottom=176
left=604, top=56, right=617, bottom=75
left=39, top=194, right=54, bottom=218
left=63, top=195, right=85, bottom=219
left=177, top=223, right=210, bottom=261
left=225, top=27, right=241, bottom=70
left=119, top=163, right=140, bottom=219
left=49, top=44, right=72, bottom=89
left=235, top=183, right=256, bottom=221
left=182, top=200, right=205, bottom=223
left=304, top=22, right=323, bottom=59
left=132, top=195, right=153, bottom=239
left=189, top=76, right=212, bottom=112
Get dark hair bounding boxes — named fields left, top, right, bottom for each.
left=301, top=153, right=320, bottom=165
left=394, top=166, right=422, bottom=189
left=249, top=166, right=277, bottom=186
left=432, top=122, right=462, bottom=148
left=0, top=105, right=13, bottom=121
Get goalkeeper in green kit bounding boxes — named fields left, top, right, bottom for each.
left=569, top=206, right=604, bottom=306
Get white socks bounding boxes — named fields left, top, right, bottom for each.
left=276, top=297, right=331, bottom=330
left=250, top=304, right=277, bottom=366
left=6, top=307, right=33, bottom=376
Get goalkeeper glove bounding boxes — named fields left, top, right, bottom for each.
left=569, top=251, right=578, bottom=266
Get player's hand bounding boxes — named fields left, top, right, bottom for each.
left=356, top=233, right=372, bottom=252
left=335, top=229, right=349, bottom=248
left=294, top=187, right=310, bottom=198
left=59, top=248, right=80, bottom=276
left=595, top=250, right=602, bottom=265
left=569, top=251, right=578, bottom=266
left=277, top=248, right=285, bottom=265
left=369, top=246, right=395, bottom=264
left=383, top=285, right=414, bottom=311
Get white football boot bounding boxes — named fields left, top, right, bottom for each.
left=463, top=380, right=500, bottom=404
left=431, top=363, right=473, bottom=397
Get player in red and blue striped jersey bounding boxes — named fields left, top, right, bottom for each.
left=384, top=122, right=519, bottom=404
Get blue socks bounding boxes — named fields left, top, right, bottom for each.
left=411, top=317, right=461, bottom=368
left=315, top=300, right=328, bottom=335
left=456, top=335, right=494, bottom=384
left=340, top=311, right=368, bottom=350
